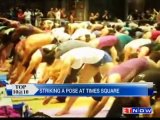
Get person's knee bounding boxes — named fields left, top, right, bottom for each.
left=107, top=74, right=121, bottom=83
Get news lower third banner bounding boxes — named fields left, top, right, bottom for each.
left=5, top=83, right=154, bottom=97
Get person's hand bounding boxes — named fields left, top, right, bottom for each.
left=42, top=97, right=53, bottom=105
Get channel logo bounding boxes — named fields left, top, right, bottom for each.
left=122, top=107, right=153, bottom=114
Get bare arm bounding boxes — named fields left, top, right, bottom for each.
left=54, top=58, right=73, bottom=84
left=38, top=66, right=50, bottom=84
left=0, top=17, right=10, bottom=23
left=38, top=59, right=62, bottom=83
left=0, top=17, right=20, bottom=28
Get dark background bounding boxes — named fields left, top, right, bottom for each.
left=0, top=0, right=160, bottom=20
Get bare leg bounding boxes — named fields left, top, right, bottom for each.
left=55, top=64, right=99, bottom=116
left=87, top=97, right=110, bottom=117
left=86, top=76, right=107, bottom=117
left=124, top=47, right=132, bottom=61
left=87, top=74, right=121, bottom=117
left=99, top=62, right=115, bottom=77
left=86, top=99, right=99, bottom=117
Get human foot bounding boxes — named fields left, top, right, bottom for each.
left=55, top=110, right=69, bottom=116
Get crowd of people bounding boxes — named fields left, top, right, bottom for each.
left=5, top=6, right=160, bottom=28
left=0, top=8, right=160, bottom=117
left=127, top=9, right=160, bottom=22
left=88, top=8, right=160, bottom=24
left=89, top=10, right=114, bottom=23
left=4, top=6, right=77, bottom=27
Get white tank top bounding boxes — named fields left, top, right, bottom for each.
left=71, top=28, right=92, bottom=40
left=124, top=39, right=152, bottom=50
left=60, top=47, right=105, bottom=69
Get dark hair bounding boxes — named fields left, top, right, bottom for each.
left=108, top=28, right=116, bottom=35
left=149, top=51, right=160, bottom=63
left=129, top=53, right=138, bottom=59
left=85, top=34, right=91, bottom=42
left=64, top=23, right=69, bottom=33
left=112, top=24, right=115, bottom=29
left=125, top=21, right=129, bottom=27
left=118, top=52, right=124, bottom=62
left=155, top=23, right=160, bottom=30
left=129, top=28, right=143, bottom=38
left=115, top=25, right=122, bottom=32
left=42, top=45, right=57, bottom=65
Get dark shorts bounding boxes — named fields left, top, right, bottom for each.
left=92, top=97, right=102, bottom=101
left=64, top=68, right=80, bottom=83
left=93, top=54, right=112, bottom=67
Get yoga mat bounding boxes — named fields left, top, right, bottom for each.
left=39, top=107, right=108, bottom=118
